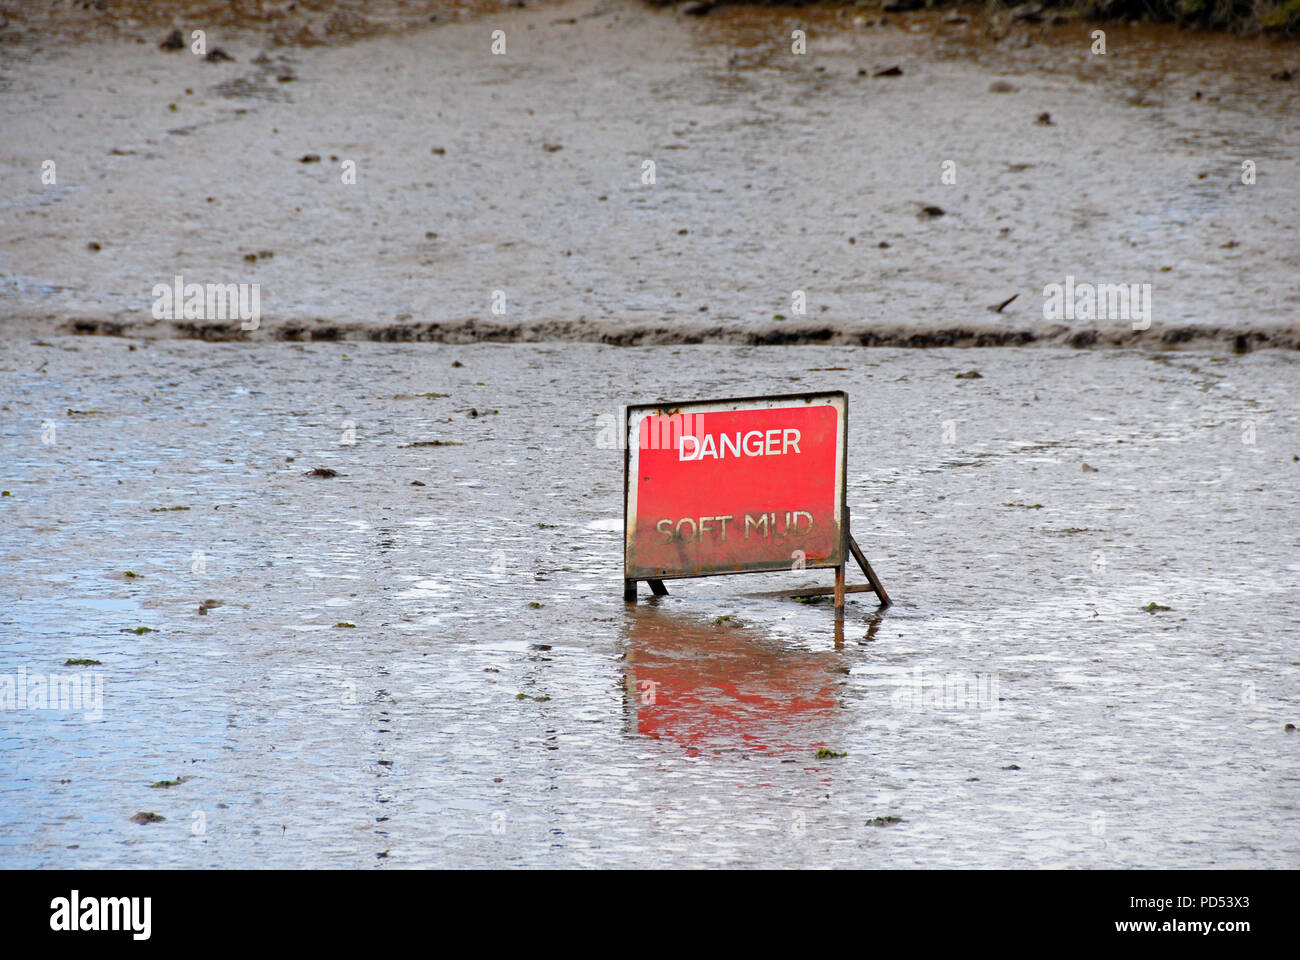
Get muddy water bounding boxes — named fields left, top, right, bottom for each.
left=1, top=0, right=1298, bottom=348
left=1, top=338, right=1297, bottom=867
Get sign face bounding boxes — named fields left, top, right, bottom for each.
left=624, top=392, right=846, bottom=581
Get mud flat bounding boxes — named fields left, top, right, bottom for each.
left=1, top=338, right=1297, bottom=867
left=2, top=0, right=1298, bottom=349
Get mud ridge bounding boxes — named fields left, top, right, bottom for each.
left=47, top=316, right=1300, bottom=351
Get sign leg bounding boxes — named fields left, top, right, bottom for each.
left=648, top=579, right=669, bottom=597
left=623, top=579, right=637, bottom=603
left=834, top=563, right=845, bottom=611
left=849, top=535, right=891, bottom=607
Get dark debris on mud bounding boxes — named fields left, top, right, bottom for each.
left=51, top=316, right=1300, bottom=352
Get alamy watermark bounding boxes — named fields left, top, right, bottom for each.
left=151, top=274, right=260, bottom=330
left=890, top=667, right=1000, bottom=715
left=1, top=667, right=104, bottom=721
left=1042, top=276, right=1152, bottom=330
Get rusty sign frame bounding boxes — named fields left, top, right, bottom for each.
left=623, top=390, right=857, bottom=602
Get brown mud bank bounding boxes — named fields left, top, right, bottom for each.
left=2, top=0, right=1297, bottom=350
left=651, top=0, right=1300, bottom=38
left=0, top=0, right=513, bottom=46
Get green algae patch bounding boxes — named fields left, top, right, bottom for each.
left=150, top=776, right=192, bottom=789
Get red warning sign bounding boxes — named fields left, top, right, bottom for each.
left=623, top=392, right=846, bottom=581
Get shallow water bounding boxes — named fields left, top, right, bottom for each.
left=1, top=338, right=1297, bottom=867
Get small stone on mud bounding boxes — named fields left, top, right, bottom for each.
left=410, top=480, right=425, bottom=486
left=1036, top=112, right=1054, bottom=125
left=300, top=154, right=321, bottom=163
left=920, top=205, right=945, bottom=217
left=204, top=48, right=234, bottom=63
left=1082, top=462, right=1099, bottom=472
left=308, top=467, right=339, bottom=477
left=867, top=815, right=903, bottom=825
left=681, top=2, right=714, bottom=15
left=989, top=80, right=1018, bottom=93
left=1002, top=764, right=1021, bottom=770
left=131, top=811, right=165, bottom=824
left=159, top=29, right=184, bottom=51
left=954, top=370, right=982, bottom=379
left=874, top=65, right=903, bottom=77
left=87, top=242, right=101, bottom=252
left=542, top=143, right=563, bottom=152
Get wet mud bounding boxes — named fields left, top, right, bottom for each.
left=2, top=1, right=1297, bottom=350
left=2, top=338, right=1297, bottom=867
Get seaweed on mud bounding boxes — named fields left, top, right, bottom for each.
left=149, top=777, right=192, bottom=788
left=64, top=658, right=101, bottom=666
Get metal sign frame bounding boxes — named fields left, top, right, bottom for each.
left=622, top=390, right=887, bottom=610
